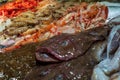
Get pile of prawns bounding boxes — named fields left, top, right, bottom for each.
left=0, top=0, right=108, bottom=53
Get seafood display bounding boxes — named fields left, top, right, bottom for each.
left=0, top=1, right=108, bottom=52
left=0, top=0, right=120, bottom=80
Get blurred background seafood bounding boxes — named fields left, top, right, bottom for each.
left=0, top=1, right=108, bottom=52
left=0, top=0, right=120, bottom=80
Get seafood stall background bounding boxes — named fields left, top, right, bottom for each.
left=0, top=0, right=120, bottom=80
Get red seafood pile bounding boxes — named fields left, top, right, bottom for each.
left=0, top=0, right=42, bottom=20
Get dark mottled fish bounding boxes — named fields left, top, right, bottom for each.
left=25, top=48, right=99, bottom=80
left=25, top=26, right=110, bottom=80
left=35, top=26, right=110, bottom=62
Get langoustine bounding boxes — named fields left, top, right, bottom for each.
left=0, top=2, right=108, bottom=53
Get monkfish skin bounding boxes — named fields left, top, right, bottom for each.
left=24, top=26, right=111, bottom=80
left=35, top=26, right=110, bottom=62
left=25, top=48, right=99, bottom=80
